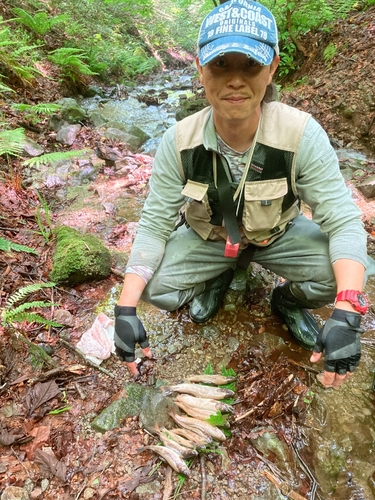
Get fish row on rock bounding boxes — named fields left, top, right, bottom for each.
left=141, top=375, right=236, bottom=476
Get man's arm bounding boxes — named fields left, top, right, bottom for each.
left=310, top=259, right=365, bottom=388
left=115, top=126, right=186, bottom=375
left=114, top=273, right=152, bottom=375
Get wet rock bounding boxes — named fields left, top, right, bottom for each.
left=175, top=98, right=209, bottom=121
left=139, top=387, right=177, bottom=432
left=102, top=127, right=141, bottom=151
left=1, top=487, right=29, bottom=500
left=91, top=383, right=147, bottom=432
left=21, top=137, right=44, bottom=157
left=249, top=428, right=299, bottom=485
left=88, top=110, right=107, bottom=127
left=56, top=124, right=82, bottom=146
left=57, top=98, right=87, bottom=123
left=356, top=174, right=375, bottom=199
left=50, top=225, right=111, bottom=285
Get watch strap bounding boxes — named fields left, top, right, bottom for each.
left=335, top=290, right=368, bottom=315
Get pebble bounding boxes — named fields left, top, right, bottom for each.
left=1, top=486, right=29, bottom=500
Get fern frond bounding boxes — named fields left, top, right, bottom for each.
left=12, top=103, right=62, bottom=115
left=11, top=8, right=68, bottom=36
left=22, top=149, right=88, bottom=168
left=5, top=282, right=56, bottom=308
left=0, top=128, right=26, bottom=157
left=0, top=237, right=38, bottom=255
left=7, top=300, right=54, bottom=314
left=0, top=80, right=15, bottom=94
left=4, top=311, right=60, bottom=327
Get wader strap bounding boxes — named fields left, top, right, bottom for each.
left=216, top=157, right=241, bottom=245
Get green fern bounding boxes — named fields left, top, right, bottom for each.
left=22, top=149, right=88, bottom=168
left=0, top=237, right=38, bottom=255
left=0, top=77, right=15, bottom=94
left=0, top=27, right=41, bottom=85
left=48, top=47, right=97, bottom=83
left=12, top=102, right=62, bottom=126
left=0, top=128, right=26, bottom=157
left=12, top=103, right=62, bottom=115
left=2, top=282, right=61, bottom=328
left=11, top=8, right=69, bottom=36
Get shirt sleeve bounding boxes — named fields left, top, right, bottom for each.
left=295, top=117, right=368, bottom=268
left=126, top=125, right=186, bottom=271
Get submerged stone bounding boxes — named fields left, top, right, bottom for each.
left=50, top=226, right=111, bottom=285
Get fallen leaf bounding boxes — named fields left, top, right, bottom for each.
left=34, top=449, right=67, bottom=482
left=25, top=380, right=61, bottom=416
left=25, top=426, right=50, bottom=460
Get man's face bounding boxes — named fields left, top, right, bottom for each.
left=196, top=52, right=279, bottom=125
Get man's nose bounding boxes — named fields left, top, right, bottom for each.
left=226, top=71, right=246, bottom=87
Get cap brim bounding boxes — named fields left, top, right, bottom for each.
left=198, top=36, right=276, bottom=67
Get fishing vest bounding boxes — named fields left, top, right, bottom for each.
left=175, top=102, right=311, bottom=247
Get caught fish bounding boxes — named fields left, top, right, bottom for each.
left=140, top=445, right=191, bottom=476
left=175, top=394, right=234, bottom=414
left=171, top=427, right=212, bottom=447
left=160, top=427, right=201, bottom=450
left=164, top=383, right=235, bottom=400
left=153, top=426, right=198, bottom=459
left=184, top=374, right=236, bottom=385
left=175, top=401, right=216, bottom=420
left=170, top=412, right=227, bottom=441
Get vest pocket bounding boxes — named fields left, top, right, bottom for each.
left=242, top=178, right=288, bottom=232
left=181, top=180, right=213, bottom=234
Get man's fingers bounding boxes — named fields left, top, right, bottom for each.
left=142, top=346, right=153, bottom=358
left=125, top=361, right=140, bottom=376
left=316, top=370, right=353, bottom=389
left=332, top=372, right=353, bottom=388
left=316, top=370, right=335, bottom=388
left=310, top=351, right=322, bottom=363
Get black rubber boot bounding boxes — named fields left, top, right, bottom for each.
left=189, top=268, right=234, bottom=324
left=271, top=281, right=321, bottom=350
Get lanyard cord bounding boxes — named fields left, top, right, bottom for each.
left=213, top=113, right=262, bottom=218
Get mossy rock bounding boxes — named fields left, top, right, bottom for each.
left=50, top=226, right=111, bottom=285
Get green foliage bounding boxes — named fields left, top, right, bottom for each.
left=0, top=77, right=15, bottom=94
left=34, top=190, right=53, bottom=244
left=323, top=42, right=338, bottom=63
left=1, top=282, right=61, bottom=328
left=11, top=7, right=69, bottom=36
left=109, top=48, right=159, bottom=80
left=0, top=237, right=38, bottom=255
left=0, top=26, right=41, bottom=85
left=12, top=102, right=62, bottom=125
left=0, top=128, right=26, bottom=157
left=22, top=149, right=88, bottom=168
left=48, top=47, right=97, bottom=83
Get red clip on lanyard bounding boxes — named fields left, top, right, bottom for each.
left=224, top=236, right=240, bottom=258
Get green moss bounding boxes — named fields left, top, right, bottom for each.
left=50, top=225, right=111, bottom=285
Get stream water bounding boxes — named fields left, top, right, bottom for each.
left=28, top=69, right=375, bottom=499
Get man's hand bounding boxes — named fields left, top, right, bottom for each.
left=310, top=308, right=363, bottom=388
left=114, top=305, right=152, bottom=376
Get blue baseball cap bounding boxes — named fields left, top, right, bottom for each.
left=198, top=0, right=279, bottom=67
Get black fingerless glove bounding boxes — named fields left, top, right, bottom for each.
left=313, top=308, right=364, bottom=374
left=114, top=306, right=149, bottom=363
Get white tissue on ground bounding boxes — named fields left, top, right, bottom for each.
left=76, top=313, right=115, bottom=365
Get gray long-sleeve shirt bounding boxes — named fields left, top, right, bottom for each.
left=127, top=107, right=368, bottom=274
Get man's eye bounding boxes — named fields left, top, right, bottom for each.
left=215, top=59, right=227, bottom=68
left=247, top=59, right=259, bottom=68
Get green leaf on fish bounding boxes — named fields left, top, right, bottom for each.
left=204, top=363, right=214, bottom=375
left=207, top=411, right=229, bottom=428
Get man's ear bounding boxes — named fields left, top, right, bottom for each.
left=196, top=56, right=204, bottom=84
left=269, top=55, right=280, bottom=81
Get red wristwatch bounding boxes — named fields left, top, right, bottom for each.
left=335, top=290, right=369, bottom=315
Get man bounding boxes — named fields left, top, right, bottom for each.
left=114, top=0, right=375, bottom=388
